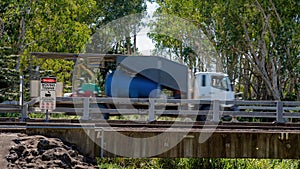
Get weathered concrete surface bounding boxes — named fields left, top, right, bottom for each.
left=25, top=124, right=300, bottom=158
left=101, top=129, right=300, bottom=158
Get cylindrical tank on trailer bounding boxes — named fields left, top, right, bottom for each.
left=105, top=70, right=161, bottom=98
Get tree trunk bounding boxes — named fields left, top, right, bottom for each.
left=133, top=26, right=136, bottom=55
left=126, top=36, right=131, bottom=55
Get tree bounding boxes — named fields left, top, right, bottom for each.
left=0, top=0, right=96, bottom=100
left=0, top=0, right=151, bottom=101
left=148, top=13, right=218, bottom=72
left=23, top=0, right=94, bottom=93
left=93, top=0, right=147, bottom=55
left=0, top=0, right=30, bottom=100
left=152, top=0, right=300, bottom=100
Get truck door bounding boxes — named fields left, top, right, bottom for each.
left=196, top=74, right=211, bottom=100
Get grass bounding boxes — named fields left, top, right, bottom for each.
left=96, top=158, right=300, bottom=169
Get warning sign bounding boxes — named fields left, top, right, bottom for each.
left=40, top=77, right=56, bottom=110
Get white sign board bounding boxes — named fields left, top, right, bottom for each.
left=40, top=77, right=56, bottom=110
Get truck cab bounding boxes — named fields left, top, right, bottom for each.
left=194, top=72, right=235, bottom=101
left=193, top=72, right=236, bottom=121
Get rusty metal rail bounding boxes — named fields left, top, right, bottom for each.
left=0, top=120, right=300, bottom=131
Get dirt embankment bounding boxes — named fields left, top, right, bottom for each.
left=1, top=133, right=98, bottom=169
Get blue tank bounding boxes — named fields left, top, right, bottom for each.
left=105, top=70, right=160, bottom=98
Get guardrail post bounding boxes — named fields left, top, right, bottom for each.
left=19, top=75, right=24, bottom=121
left=82, top=97, right=90, bottom=120
left=45, top=109, right=49, bottom=122
left=20, top=103, right=28, bottom=122
left=276, top=101, right=284, bottom=123
left=212, top=100, right=220, bottom=122
left=148, top=98, right=155, bottom=122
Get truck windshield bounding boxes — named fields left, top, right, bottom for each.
left=211, top=75, right=230, bottom=91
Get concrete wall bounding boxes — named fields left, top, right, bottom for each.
left=26, top=126, right=300, bottom=159
left=101, top=130, right=300, bottom=158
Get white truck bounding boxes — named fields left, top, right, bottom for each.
left=31, top=52, right=237, bottom=121
left=72, top=54, right=237, bottom=120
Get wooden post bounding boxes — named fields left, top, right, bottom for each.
left=276, top=101, right=284, bottom=123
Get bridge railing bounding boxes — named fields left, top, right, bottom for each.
left=1, top=97, right=300, bottom=122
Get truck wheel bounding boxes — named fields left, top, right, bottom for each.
left=222, top=106, right=238, bottom=122
left=103, top=113, right=110, bottom=120
left=197, top=105, right=210, bottom=121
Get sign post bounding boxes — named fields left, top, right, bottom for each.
left=40, top=77, right=57, bottom=122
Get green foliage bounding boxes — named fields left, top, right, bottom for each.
left=95, top=0, right=147, bottom=26
left=0, top=0, right=96, bottom=101
left=96, top=158, right=300, bottom=169
left=97, top=158, right=159, bottom=169
left=50, top=113, right=79, bottom=119
left=220, top=159, right=300, bottom=169
left=0, top=0, right=299, bottom=103
left=152, top=0, right=300, bottom=100
left=0, top=112, right=21, bottom=118
left=27, top=113, right=79, bottom=119
left=87, top=1, right=147, bottom=55
left=24, top=0, right=93, bottom=53
left=0, top=0, right=149, bottom=102
left=28, top=113, right=45, bottom=119
left=157, top=158, right=187, bottom=169
left=0, top=53, right=20, bottom=100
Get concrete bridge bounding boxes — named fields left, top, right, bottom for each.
left=1, top=98, right=300, bottom=158
left=16, top=121, right=300, bottom=159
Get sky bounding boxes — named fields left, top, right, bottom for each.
left=135, top=1, right=159, bottom=55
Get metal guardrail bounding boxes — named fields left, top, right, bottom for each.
left=1, top=97, right=300, bottom=123
left=0, top=104, right=22, bottom=112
